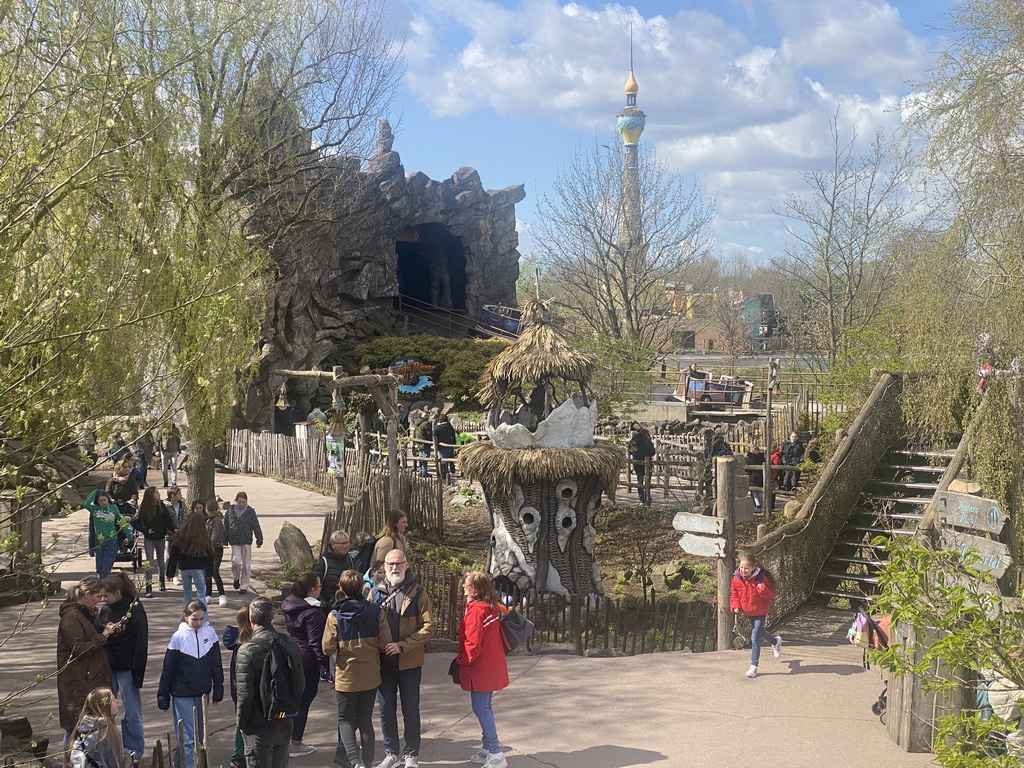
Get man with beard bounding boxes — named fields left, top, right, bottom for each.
left=371, top=551, right=434, bottom=768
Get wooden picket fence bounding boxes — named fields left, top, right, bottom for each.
left=414, top=559, right=717, bottom=655
left=225, top=429, right=444, bottom=537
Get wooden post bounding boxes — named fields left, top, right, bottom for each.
left=716, top=456, right=736, bottom=651
left=763, top=377, right=774, bottom=515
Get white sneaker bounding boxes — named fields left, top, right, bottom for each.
left=482, top=753, right=507, bottom=768
left=288, top=742, right=315, bottom=758
left=219, top=595, right=228, bottom=607
left=375, top=755, right=401, bottom=768
left=403, top=757, right=419, bottom=768
left=173, top=576, right=181, bottom=586
left=745, top=664, right=758, bottom=678
left=772, top=635, right=783, bottom=659
left=470, top=749, right=490, bottom=764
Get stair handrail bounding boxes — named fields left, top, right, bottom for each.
left=916, top=388, right=992, bottom=536
left=396, top=293, right=519, bottom=340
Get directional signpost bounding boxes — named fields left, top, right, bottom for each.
left=939, top=529, right=1013, bottom=579
left=673, top=512, right=724, bottom=536
left=679, top=533, right=726, bottom=557
left=935, top=491, right=1007, bottom=534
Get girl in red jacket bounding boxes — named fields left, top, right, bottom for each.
left=457, top=571, right=509, bottom=768
left=730, top=553, right=782, bottom=678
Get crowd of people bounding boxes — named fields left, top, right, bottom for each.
left=63, top=487, right=512, bottom=768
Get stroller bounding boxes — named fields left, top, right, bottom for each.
left=113, top=498, right=143, bottom=573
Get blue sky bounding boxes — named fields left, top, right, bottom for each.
left=383, top=0, right=959, bottom=260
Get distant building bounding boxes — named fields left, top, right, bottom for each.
left=664, top=287, right=778, bottom=352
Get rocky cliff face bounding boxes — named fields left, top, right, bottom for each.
left=239, top=122, right=525, bottom=430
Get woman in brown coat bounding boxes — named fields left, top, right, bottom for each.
left=57, top=576, right=118, bottom=742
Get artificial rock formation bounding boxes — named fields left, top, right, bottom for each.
left=240, top=120, right=525, bottom=430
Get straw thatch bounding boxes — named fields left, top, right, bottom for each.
left=458, top=439, right=627, bottom=499
left=478, top=299, right=596, bottom=408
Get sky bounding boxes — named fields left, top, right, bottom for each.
left=381, top=0, right=959, bottom=261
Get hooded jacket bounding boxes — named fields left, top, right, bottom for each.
left=371, top=569, right=434, bottom=670
left=57, top=601, right=112, bottom=731
left=322, top=597, right=390, bottom=692
left=157, top=622, right=224, bottom=708
left=730, top=567, right=777, bottom=617
left=223, top=504, right=263, bottom=547
left=235, top=626, right=305, bottom=735
left=84, top=489, right=128, bottom=554
left=70, top=715, right=133, bottom=768
left=282, top=594, right=329, bottom=670
left=313, top=550, right=357, bottom=605
left=457, top=599, right=509, bottom=693
left=100, top=594, right=148, bottom=688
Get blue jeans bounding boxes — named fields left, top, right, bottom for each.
left=377, top=664, right=421, bottom=758
left=111, top=669, right=145, bottom=759
left=438, top=447, right=455, bottom=478
left=470, top=691, right=500, bottom=754
left=171, top=696, right=204, bottom=768
left=749, top=615, right=777, bottom=666
left=144, top=538, right=167, bottom=590
left=95, top=539, right=118, bottom=578
left=180, top=569, right=208, bottom=618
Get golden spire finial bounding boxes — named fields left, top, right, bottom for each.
left=624, top=69, right=639, bottom=95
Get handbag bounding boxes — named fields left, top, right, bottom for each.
left=499, top=608, right=534, bottom=654
left=447, top=658, right=461, bottom=685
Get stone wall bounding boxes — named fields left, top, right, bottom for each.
left=749, top=370, right=907, bottom=617
left=240, top=122, right=525, bottom=430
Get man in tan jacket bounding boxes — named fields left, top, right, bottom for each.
left=370, top=551, right=435, bottom=768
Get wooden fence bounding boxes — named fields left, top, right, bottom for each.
left=225, top=429, right=444, bottom=537
left=415, top=560, right=717, bottom=655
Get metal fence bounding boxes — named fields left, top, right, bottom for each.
left=414, top=560, right=717, bottom=655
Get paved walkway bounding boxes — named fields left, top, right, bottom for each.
left=1, top=472, right=935, bottom=767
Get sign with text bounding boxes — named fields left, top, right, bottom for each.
left=935, top=491, right=1007, bottom=534
left=673, top=513, right=724, bottom=536
left=939, top=529, right=1012, bottom=578
left=679, top=533, right=726, bottom=558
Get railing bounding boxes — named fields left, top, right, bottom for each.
left=414, top=559, right=717, bottom=654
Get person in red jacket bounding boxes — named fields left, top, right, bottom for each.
left=730, top=553, right=782, bottom=679
left=456, top=571, right=509, bottom=768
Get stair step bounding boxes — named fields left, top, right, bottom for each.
left=848, top=526, right=915, bottom=536
left=868, top=479, right=941, bottom=491
left=849, top=510, right=924, bottom=522
left=823, top=572, right=880, bottom=584
left=887, top=449, right=955, bottom=459
left=877, top=464, right=947, bottom=473
left=865, top=495, right=931, bottom=505
left=829, top=556, right=882, bottom=566
left=811, top=593, right=876, bottom=606
left=833, top=540, right=888, bottom=550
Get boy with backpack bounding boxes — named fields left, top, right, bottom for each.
left=235, top=597, right=305, bottom=768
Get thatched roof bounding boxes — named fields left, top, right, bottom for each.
left=478, top=299, right=596, bottom=408
left=458, top=439, right=627, bottom=498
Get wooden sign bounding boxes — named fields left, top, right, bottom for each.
left=673, top=512, right=724, bottom=535
left=939, top=529, right=1012, bottom=578
left=679, top=533, right=726, bottom=558
left=935, top=491, right=1007, bottom=534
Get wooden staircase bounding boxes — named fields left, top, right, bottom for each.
left=811, top=446, right=955, bottom=606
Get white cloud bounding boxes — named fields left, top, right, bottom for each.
left=399, top=0, right=938, bottom=254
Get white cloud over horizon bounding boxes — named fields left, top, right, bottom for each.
left=397, top=0, right=944, bottom=257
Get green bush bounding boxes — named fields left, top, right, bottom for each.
left=351, top=335, right=509, bottom=410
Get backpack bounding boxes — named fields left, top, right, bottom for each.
left=254, top=634, right=300, bottom=720
left=498, top=607, right=534, bottom=654
left=353, top=537, right=378, bottom=574
left=68, top=740, right=102, bottom=768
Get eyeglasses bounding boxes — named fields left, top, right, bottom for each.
left=385, top=561, right=407, bottom=568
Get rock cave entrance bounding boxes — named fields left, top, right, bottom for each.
left=395, top=223, right=468, bottom=312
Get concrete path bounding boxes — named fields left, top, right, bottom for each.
left=0, top=472, right=936, bottom=767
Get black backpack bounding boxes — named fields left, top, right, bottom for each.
left=254, top=634, right=300, bottom=720
left=353, top=537, right=378, bottom=574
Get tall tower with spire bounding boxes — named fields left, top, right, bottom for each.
left=617, top=50, right=646, bottom=251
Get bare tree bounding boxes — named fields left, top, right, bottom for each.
left=772, top=119, right=914, bottom=364
left=535, top=139, right=716, bottom=352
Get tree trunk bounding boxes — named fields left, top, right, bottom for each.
left=187, top=434, right=217, bottom=507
